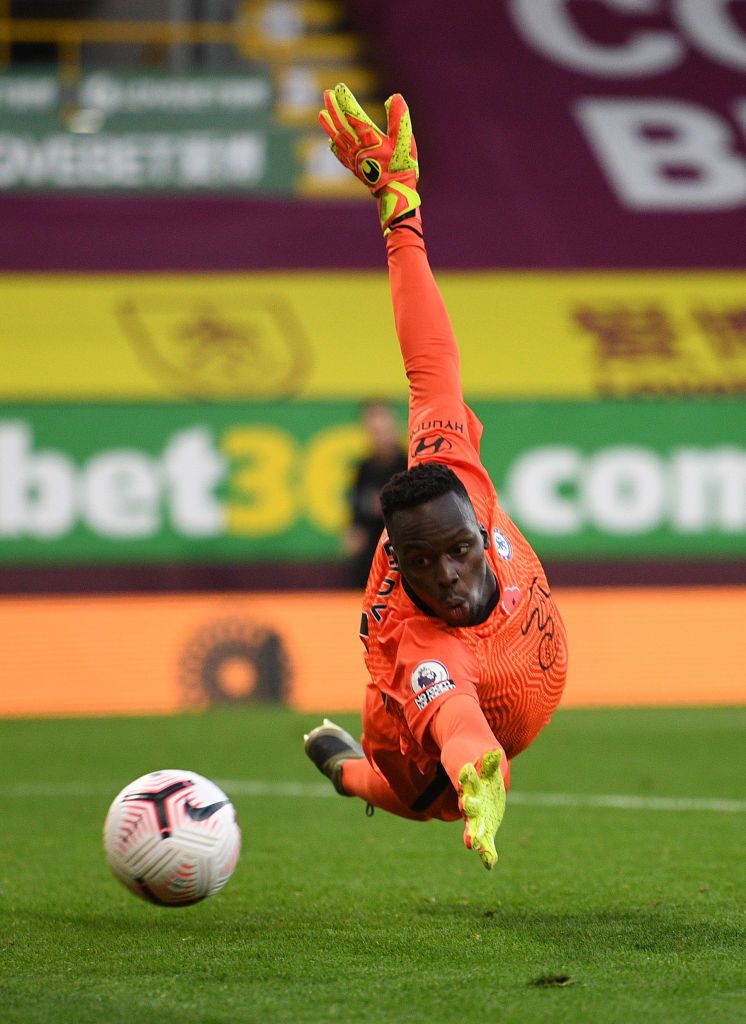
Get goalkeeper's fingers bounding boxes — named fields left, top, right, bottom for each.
left=384, top=93, right=407, bottom=149
left=334, top=82, right=381, bottom=134
left=385, top=93, right=419, bottom=179
left=319, top=83, right=384, bottom=146
left=318, top=88, right=352, bottom=144
left=319, top=88, right=361, bottom=169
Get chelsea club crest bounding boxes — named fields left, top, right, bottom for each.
left=492, top=528, right=513, bottom=560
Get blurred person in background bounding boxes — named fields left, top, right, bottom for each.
left=305, top=85, right=568, bottom=870
left=343, top=400, right=407, bottom=589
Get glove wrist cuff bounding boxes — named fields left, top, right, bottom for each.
left=384, top=207, right=424, bottom=238
left=376, top=180, right=422, bottom=235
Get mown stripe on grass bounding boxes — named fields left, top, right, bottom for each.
left=1, top=779, right=744, bottom=813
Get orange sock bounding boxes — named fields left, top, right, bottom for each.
left=341, top=758, right=433, bottom=821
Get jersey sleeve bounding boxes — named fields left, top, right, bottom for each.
left=386, top=224, right=495, bottom=499
left=407, top=399, right=493, bottom=499
left=385, top=620, right=481, bottom=754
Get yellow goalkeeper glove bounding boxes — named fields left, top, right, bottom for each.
left=459, top=749, right=507, bottom=871
left=318, top=82, right=421, bottom=235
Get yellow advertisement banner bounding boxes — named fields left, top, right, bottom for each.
left=0, top=588, right=743, bottom=717
left=2, top=271, right=746, bottom=399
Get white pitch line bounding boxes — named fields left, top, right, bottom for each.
left=508, top=792, right=746, bottom=814
left=0, top=779, right=744, bottom=813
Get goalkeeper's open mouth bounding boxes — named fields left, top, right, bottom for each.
left=443, top=597, right=472, bottom=626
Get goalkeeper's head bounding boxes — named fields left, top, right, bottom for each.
left=380, top=463, right=496, bottom=628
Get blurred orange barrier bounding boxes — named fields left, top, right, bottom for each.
left=561, top=587, right=746, bottom=707
left=0, top=592, right=365, bottom=718
left=0, top=588, right=743, bottom=718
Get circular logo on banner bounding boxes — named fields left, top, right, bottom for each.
left=410, top=660, right=449, bottom=693
left=492, top=528, right=513, bottom=560
left=180, top=618, right=290, bottom=707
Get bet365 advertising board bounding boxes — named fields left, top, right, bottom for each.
left=1, top=399, right=744, bottom=563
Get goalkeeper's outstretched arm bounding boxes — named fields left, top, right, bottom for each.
left=319, top=83, right=462, bottom=412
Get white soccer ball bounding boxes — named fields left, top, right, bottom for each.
left=103, top=769, right=241, bottom=907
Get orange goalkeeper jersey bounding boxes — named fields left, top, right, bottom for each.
left=359, top=228, right=568, bottom=776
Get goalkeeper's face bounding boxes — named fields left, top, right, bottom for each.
left=388, top=493, right=496, bottom=628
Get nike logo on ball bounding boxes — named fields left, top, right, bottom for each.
left=184, top=799, right=229, bottom=821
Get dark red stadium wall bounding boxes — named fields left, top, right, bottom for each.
left=2, top=559, right=745, bottom=596
left=0, top=195, right=387, bottom=272
left=3, top=2, right=746, bottom=272
left=347, top=0, right=746, bottom=270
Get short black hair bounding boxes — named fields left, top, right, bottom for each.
left=380, top=462, right=473, bottom=531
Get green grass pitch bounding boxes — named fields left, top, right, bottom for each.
left=0, top=705, right=744, bottom=1024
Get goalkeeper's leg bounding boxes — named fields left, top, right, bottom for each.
left=340, top=757, right=439, bottom=821
left=304, top=717, right=456, bottom=821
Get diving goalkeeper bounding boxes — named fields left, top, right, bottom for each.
left=304, top=85, right=568, bottom=870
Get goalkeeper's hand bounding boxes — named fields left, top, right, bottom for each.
left=318, top=82, right=421, bottom=235
left=458, top=749, right=506, bottom=871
